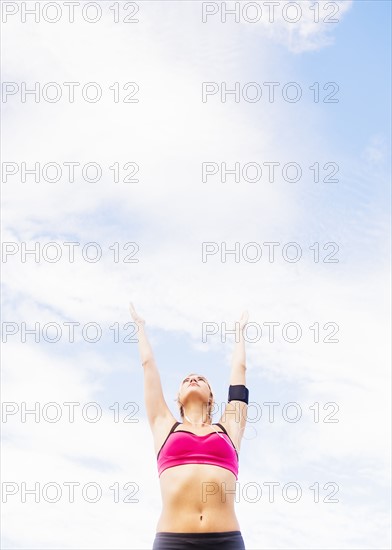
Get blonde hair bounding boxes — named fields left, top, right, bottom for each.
left=176, top=373, right=214, bottom=424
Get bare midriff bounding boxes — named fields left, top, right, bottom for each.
left=156, top=463, right=240, bottom=533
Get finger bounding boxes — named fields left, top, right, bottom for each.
left=241, top=311, right=249, bottom=324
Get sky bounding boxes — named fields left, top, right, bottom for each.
left=1, top=1, right=391, bottom=549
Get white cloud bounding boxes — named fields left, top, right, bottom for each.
left=362, top=134, right=389, bottom=166
left=241, top=0, right=354, bottom=54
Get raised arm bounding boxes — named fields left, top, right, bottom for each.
left=230, top=310, right=248, bottom=385
left=129, top=303, right=174, bottom=429
left=218, top=311, right=249, bottom=451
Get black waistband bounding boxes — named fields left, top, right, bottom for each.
left=155, top=530, right=242, bottom=538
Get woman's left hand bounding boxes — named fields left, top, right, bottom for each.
left=238, top=310, right=249, bottom=330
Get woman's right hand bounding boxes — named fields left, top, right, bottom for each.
left=129, top=302, right=146, bottom=327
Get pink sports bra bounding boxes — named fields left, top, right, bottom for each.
left=157, top=421, right=239, bottom=479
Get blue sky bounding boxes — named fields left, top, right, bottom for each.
left=1, top=1, right=391, bottom=549
left=297, top=0, right=390, bottom=152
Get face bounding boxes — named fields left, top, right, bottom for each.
left=178, top=373, right=212, bottom=402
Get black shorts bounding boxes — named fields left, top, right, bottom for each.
left=152, top=530, right=246, bottom=549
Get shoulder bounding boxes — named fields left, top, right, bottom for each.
left=150, top=413, right=179, bottom=454
left=152, top=413, right=178, bottom=436
left=217, top=400, right=248, bottom=452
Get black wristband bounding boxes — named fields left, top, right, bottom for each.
left=228, top=385, right=249, bottom=405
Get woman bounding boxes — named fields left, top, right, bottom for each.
left=129, top=303, right=249, bottom=550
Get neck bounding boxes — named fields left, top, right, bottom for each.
left=182, top=404, right=210, bottom=426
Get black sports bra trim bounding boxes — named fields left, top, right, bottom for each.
left=156, top=422, right=238, bottom=459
